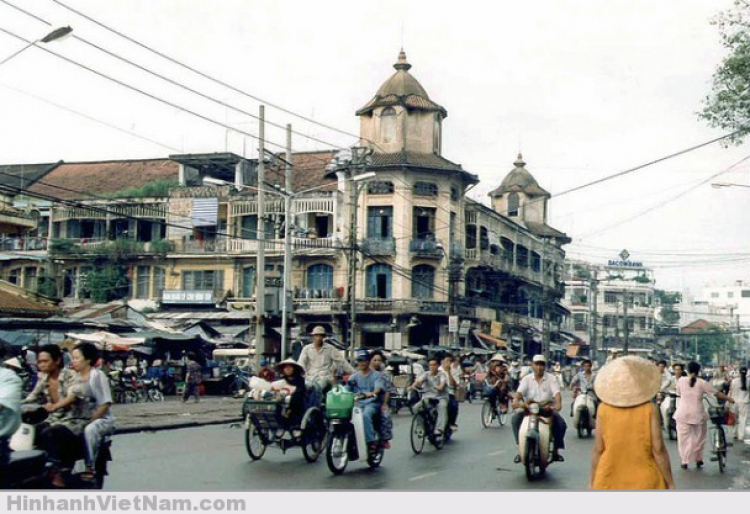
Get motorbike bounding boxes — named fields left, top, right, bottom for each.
left=572, top=387, right=596, bottom=438
left=325, top=390, right=385, bottom=475
left=658, top=393, right=678, bottom=440
left=516, top=400, right=559, bottom=481
left=6, top=405, right=112, bottom=489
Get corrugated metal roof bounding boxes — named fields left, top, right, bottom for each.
left=149, top=311, right=249, bottom=320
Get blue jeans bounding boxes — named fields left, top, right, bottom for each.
left=361, top=403, right=381, bottom=443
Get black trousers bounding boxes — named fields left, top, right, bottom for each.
left=447, top=394, right=458, bottom=426
left=35, top=422, right=82, bottom=469
left=512, top=411, right=567, bottom=451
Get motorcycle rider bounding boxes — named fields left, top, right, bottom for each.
left=0, top=345, right=22, bottom=484
left=369, top=351, right=393, bottom=449
left=297, top=326, right=354, bottom=393
left=569, top=358, right=597, bottom=417
left=409, top=356, right=449, bottom=436
left=512, top=354, right=567, bottom=463
left=509, top=360, right=521, bottom=391
left=346, top=350, right=386, bottom=451
left=442, top=353, right=461, bottom=431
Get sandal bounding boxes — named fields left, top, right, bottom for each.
left=80, top=469, right=96, bottom=481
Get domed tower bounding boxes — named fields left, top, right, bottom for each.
left=489, top=154, right=570, bottom=245
left=489, top=153, right=550, bottom=224
left=356, top=50, right=447, bottom=155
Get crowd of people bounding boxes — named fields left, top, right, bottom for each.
left=0, top=342, right=115, bottom=487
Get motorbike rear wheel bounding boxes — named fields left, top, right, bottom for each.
left=410, top=414, right=426, bottom=454
left=668, top=418, right=677, bottom=441
left=577, top=408, right=589, bottom=439
left=367, top=444, right=384, bottom=468
left=524, top=438, right=544, bottom=481
left=125, top=390, right=138, bottom=404
left=245, top=417, right=267, bottom=460
left=326, top=432, right=349, bottom=475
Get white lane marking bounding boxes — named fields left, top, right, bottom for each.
left=409, top=472, right=438, bottom=482
left=488, top=450, right=505, bottom=456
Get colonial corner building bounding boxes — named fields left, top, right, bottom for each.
left=0, top=51, right=571, bottom=357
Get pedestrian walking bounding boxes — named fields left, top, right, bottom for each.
left=589, top=355, right=675, bottom=489
left=182, top=353, right=202, bottom=403
left=674, top=361, right=735, bottom=469
left=728, top=366, right=748, bottom=441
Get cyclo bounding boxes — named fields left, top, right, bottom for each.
left=242, top=362, right=327, bottom=463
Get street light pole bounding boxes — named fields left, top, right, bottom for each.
left=0, top=26, right=73, bottom=68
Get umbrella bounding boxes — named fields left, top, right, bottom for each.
left=65, top=331, right=145, bottom=352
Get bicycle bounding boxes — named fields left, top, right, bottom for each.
left=481, top=395, right=508, bottom=428
left=704, top=397, right=729, bottom=473
left=410, top=398, right=452, bottom=454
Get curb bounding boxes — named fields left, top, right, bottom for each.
left=114, top=417, right=243, bottom=435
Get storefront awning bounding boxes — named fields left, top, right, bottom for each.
left=474, top=330, right=507, bottom=348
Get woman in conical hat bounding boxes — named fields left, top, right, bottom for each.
left=590, top=355, right=675, bottom=490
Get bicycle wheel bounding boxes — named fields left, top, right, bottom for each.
left=301, top=409, right=326, bottom=463
left=410, top=414, right=426, bottom=454
left=481, top=402, right=494, bottom=428
left=498, top=404, right=508, bottom=426
left=717, top=428, right=727, bottom=473
left=149, top=389, right=165, bottom=402
left=245, top=417, right=267, bottom=461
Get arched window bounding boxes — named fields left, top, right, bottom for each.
left=412, top=265, right=435, bottom=299
left=307, top=263, right=333, bottom=293
left=380, top=107, right=397, bottom=143
left=508, top=193, right=520, bottom=217
left=366, top=263, right=392, bottom=298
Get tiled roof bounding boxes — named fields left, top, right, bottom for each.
left=264, top=150, right=339, bottom=193
left=0, top=162, right=60, bottom=192
left=489, top=154, right=550, bottom=198
left=370, top=151, right=471, bottom=173
left=525, top=221, right=572, bottom=243
left=0, top=289, right=58, bottom=318
left=26, top=159, right=178, bottom=200
left=357, top=51, right=447, bottom=117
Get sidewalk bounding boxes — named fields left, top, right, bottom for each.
left=112, top=395, right=244, bottom=434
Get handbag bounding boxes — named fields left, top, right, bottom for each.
left=724, top=409, right=736, bottom=426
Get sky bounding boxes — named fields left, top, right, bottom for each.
left=0, top=0, right=749, bottom=298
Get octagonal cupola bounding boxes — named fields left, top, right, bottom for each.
left=489, top=154, right=550, bottom=223
left=357, top=50, right=447, bottom=155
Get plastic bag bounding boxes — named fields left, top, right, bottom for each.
left=326, top=384, right=355, bottom=419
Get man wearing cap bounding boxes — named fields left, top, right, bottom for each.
left=409, top=356, right=449, bottom=436
left=511, top=354, right=567, bottom=463
left=347, top=350, right=386, bottom=449
left=297, top=326, right=355, bottom=392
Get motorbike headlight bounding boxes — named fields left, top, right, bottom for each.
left=528, top=403, right=540, bottom=414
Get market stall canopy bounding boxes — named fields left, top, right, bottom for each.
left=65, top=331, right=145, bottom=352
left=473, top=330, right=507, bottom=348
left=0, top=330, right=36, bottom=347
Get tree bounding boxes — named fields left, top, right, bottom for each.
left=700, top=1, right=750, bottom=144
left=86, top=264, right=130, bottom=303
left=694, top=328, right=734, bottom=365
left=655, top=289, right=681, bottom=333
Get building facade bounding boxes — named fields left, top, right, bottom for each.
left=0, top=51, right=572, bottom=359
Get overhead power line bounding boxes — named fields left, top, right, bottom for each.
left=48, top=0, right=363, bottom=142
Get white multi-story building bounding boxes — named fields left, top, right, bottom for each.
left=697, top=281, right=750, bottom=330
left=562, top=257, right=657, bottom=363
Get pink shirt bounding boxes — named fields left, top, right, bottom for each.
left=674, top=376, right=715, bottom=424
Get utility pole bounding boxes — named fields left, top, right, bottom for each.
left=622, top=289, right=630, bottom=355
left=589, top=274, right=598, bottom=364
left=255, top=105, right=266, bottom=365
left=280, top=123, right=293, bottom=360
left=345, top=148, right=371, bottom=362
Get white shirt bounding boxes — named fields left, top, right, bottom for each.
left=0, top=367, right=22, bottom=438
left=517, top=372, right=561, bottom=405
left=297, top=342, right=353, bottom=382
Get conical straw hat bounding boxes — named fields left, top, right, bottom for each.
left=594, top=355, right=661, bottom=408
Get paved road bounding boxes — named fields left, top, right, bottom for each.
left=105, top=398, right=750, bottom=491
